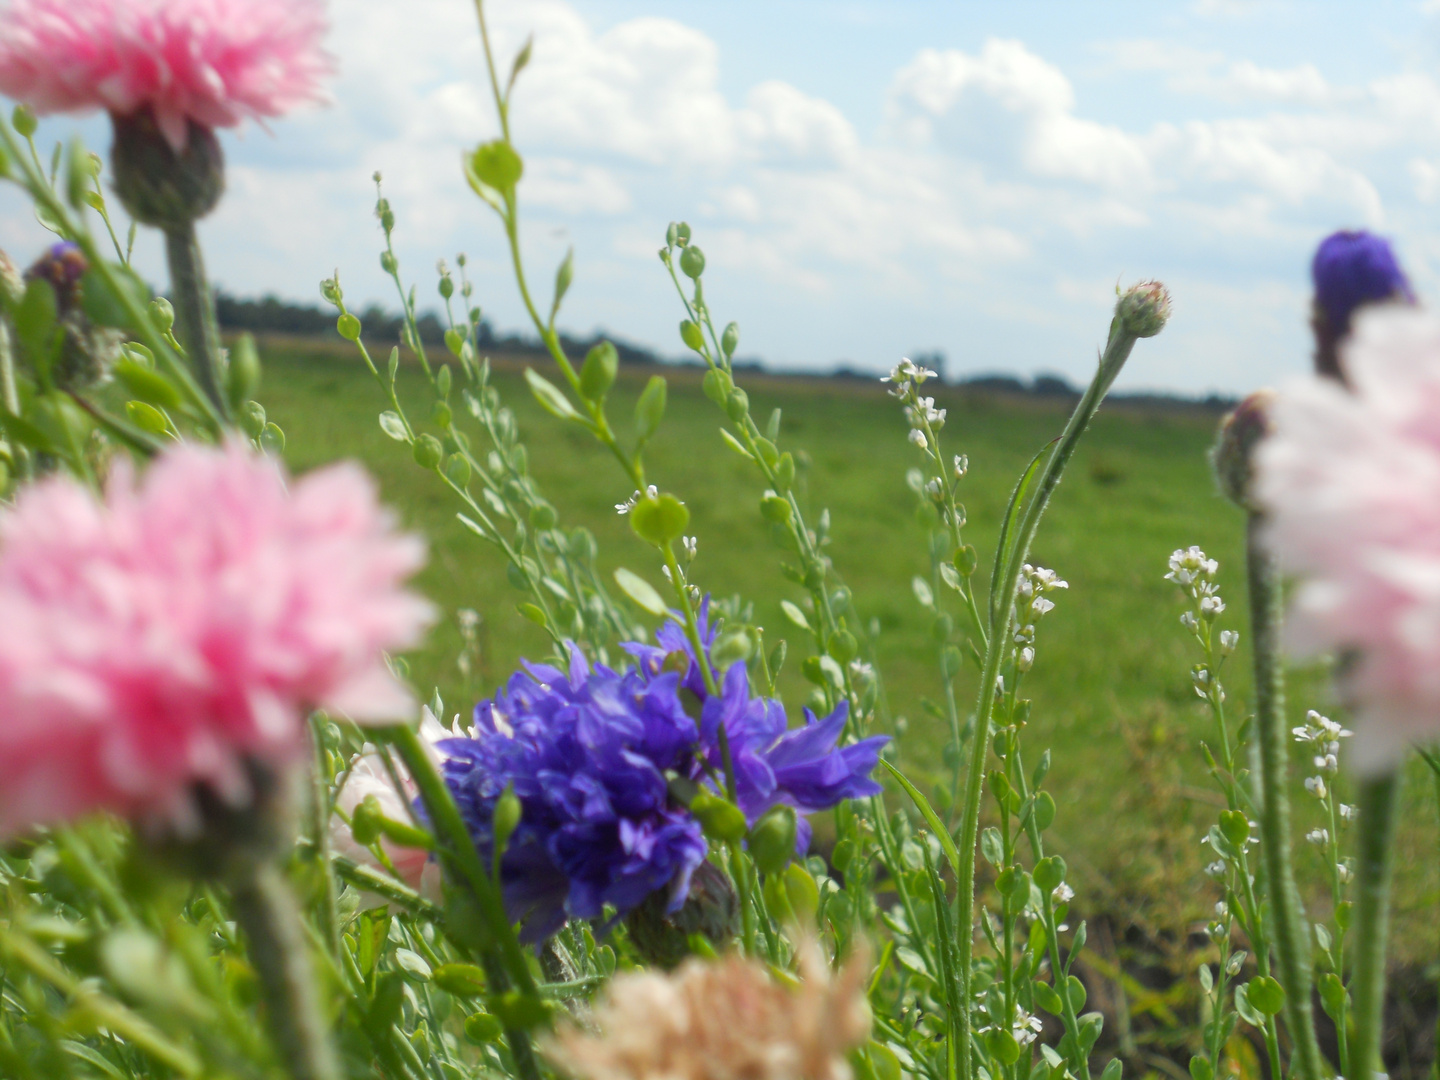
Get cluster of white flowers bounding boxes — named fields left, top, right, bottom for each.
left=882, top=358, right=944, bottom=451
left=1166, top=546, right=1226, bottom=623
left=980, top=1006, right=1044, bottom=1048
left=1012, top=565, right=1068, bottom=675
left=615, top=484, right=659, bottom=515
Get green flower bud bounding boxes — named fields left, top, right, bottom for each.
left=1211, top=388, right=1276, bottom=512
left=624, top=860, right=738, bottom=970
left=1116, top=279, right=1172, bottom=339
left=679, top=245, right=706, bottom=279
left=679, top=319, right=704, bottom=351
left=721, top=321, right=739, bottom=357
left=110, top=107, right=224, bottom=227
left=726, top=387, right=749, bottom=422
left=748, top=805, right=798, bottom=876
left=413, top=434, right=444, bottom=470
left=12, top=104, right=37, bottom=138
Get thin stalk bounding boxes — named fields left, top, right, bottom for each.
left=163, top=222, right=228, bottom=418
left=1245, top=515, right=1323, bottom=1080
left=385, top=723, right=543, bottom=1080
left=956, top=315, right=1144, bottom=1080
left=308, top=718, right=342, bottom=962
left=228, top=861, right=340, bottom=1080
left=1351, top=772, right=1401, bottom=1080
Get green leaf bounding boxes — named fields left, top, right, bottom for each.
left=378, top=411, right=408, bottom=441
left=79, top=264, right=147, bottom=331
left=552, top=247, right=574, bottom=315
left=1234, top=982, right=1263, bottom=1027
left=635, top=375, right=667, bottom=442
left=989, top=440, right=1054, bottom=624
left=13, top=277, right=58, bottom=376
left=0, top=410, right=57, bottom=454
left=1034, top=980, right=1065, bottom=1015
left=613, top=567, right=667, bottom=616
left=880, top=760, right=962, bottom=878
left=579, top=340, right=618, bottom=401
left=1246, top=975, right=1285, bottom=1016
left=113, top=360, right=182, bottom=410
left=719, top=426, right=753, bottom=460
left=780, top=600, right=811, bottom=631
left=433, top=963, right=488, bottom=998
left=125, top=401, right=171, bottom=435
left=524, top=367, right=583, bottom=421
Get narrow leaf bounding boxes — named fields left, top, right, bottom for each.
left=880, top=759, right=962, bottom=877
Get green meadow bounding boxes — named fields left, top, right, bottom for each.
left=257, top=338, right=1437, bottom=958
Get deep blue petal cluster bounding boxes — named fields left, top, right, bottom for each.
left=1312, top=230, right=1412, bottom=337
left=438, top=649, right=707, bottom=942
left=439, top=602, right=887, bottom=941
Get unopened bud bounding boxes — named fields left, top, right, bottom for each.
left=1211, top=389, right=1276, bottom=511
left=110, top=107, right=224, bottom=227
left=1116, top=280, right=1171, bottom=338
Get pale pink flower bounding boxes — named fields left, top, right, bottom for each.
left=0, top=441, right=433, bottom=836
left=1256, top=305, right=1440, bottom=771
left=331, top=707, right=455, bottom=904
left=544, top=939, right=870, bottom=1080
left=0, top=0, right=331, bottom=150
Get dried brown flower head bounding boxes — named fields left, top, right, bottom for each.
left=544, top=942, right=871, bottom=1080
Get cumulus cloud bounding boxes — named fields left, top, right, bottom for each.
left=3, top=0, right=1438, bottom=394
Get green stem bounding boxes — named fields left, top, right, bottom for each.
left=228, top=861, right=340, bottom=1080
left=956, top=315, right=1143, bottom=1080
left=308, top=719, right=342, bottom=962
left=385, top=724, right=543, bottom=1080
left=1351, top=772, right=1401, bottom=1080
left=1245, top=514, right=1323, bottom=1080
left=162, top=220, right=228, bottom=419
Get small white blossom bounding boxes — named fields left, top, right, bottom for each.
left=953, top=454, right=969, bottom=478
left=1017, top=646, right=1035, bottom=673
left=1314, top=752, right=1339, bottom=774
left=1214, top=900, right=1229, bottom=920
left=908, top=428, right=928, bottom=450
left=1051, top=882, right=1074, bottom=904
left=1219, top=630, right=1239, bottom=654
left=1179, top=611, right=1199, bottom=631
left=881, top=356, right=938, bottom=389
left=1305, top=775, right=1328, bottom=799
left=1166, top=546, right=1219, bottom=588
left=1339, top=803, right=1357, bottom=823
left=682, top=535, right=699, bottom=561
left=615, top=485, right=659, bottom=515
left=1205, top=860, right=1227, bottom=878
left=1337, top=862, right=1354, bottom=884
left=1306, top=828, right=1330, bottom=846
left=1200, top=595, right=1226, bottom=619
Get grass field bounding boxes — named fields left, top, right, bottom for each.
left=255, top=337, right=1437, bottom=957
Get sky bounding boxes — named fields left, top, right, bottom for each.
left=6, top=0, right=1440, bottom=394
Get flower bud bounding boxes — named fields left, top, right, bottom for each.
left=23, top=242, right=124, bottom=388
left=1310, top=230, right=1414, bottom=380
left=1116, top=280, right=1171, bottom=339
left=748, top=805, right=798, bottom=876
left=0, top=249, right=23, bottom=307
left=624, top=860, right=739, bottom=970
left=110, top=107, right=224, bottom=227
left=1211, top=389, right=1276, bottom=512
left=679, top=245, right=706, bottom=280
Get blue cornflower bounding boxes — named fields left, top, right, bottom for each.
left=1311, top=230, right=1414, bottom=379
left=438, top=604, right=887, bottom=942
left=437, top=649, right=707, bottom=942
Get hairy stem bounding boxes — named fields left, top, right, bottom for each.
left=1245, top=515, right=1323, bottom=1080
left=956, top=314, right=1143, bottom=1080
left=163, top=221, right=228, bottom=418
left=1351, top=772, right=1401, bottom=1080
left=228, top=861, right=339, bottom=1080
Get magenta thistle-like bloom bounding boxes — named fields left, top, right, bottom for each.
left=0, top=0, right=331, bottom=150
left=1257, top=306, right=1440, bottom=772
left=0, top=442, right=432, bottom=836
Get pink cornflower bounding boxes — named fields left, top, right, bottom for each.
left=0, top=0, right=331, bottom=150
left=0, top=442, right=433, bottom=836
left=1256, top=305, right=1440, bottom=772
